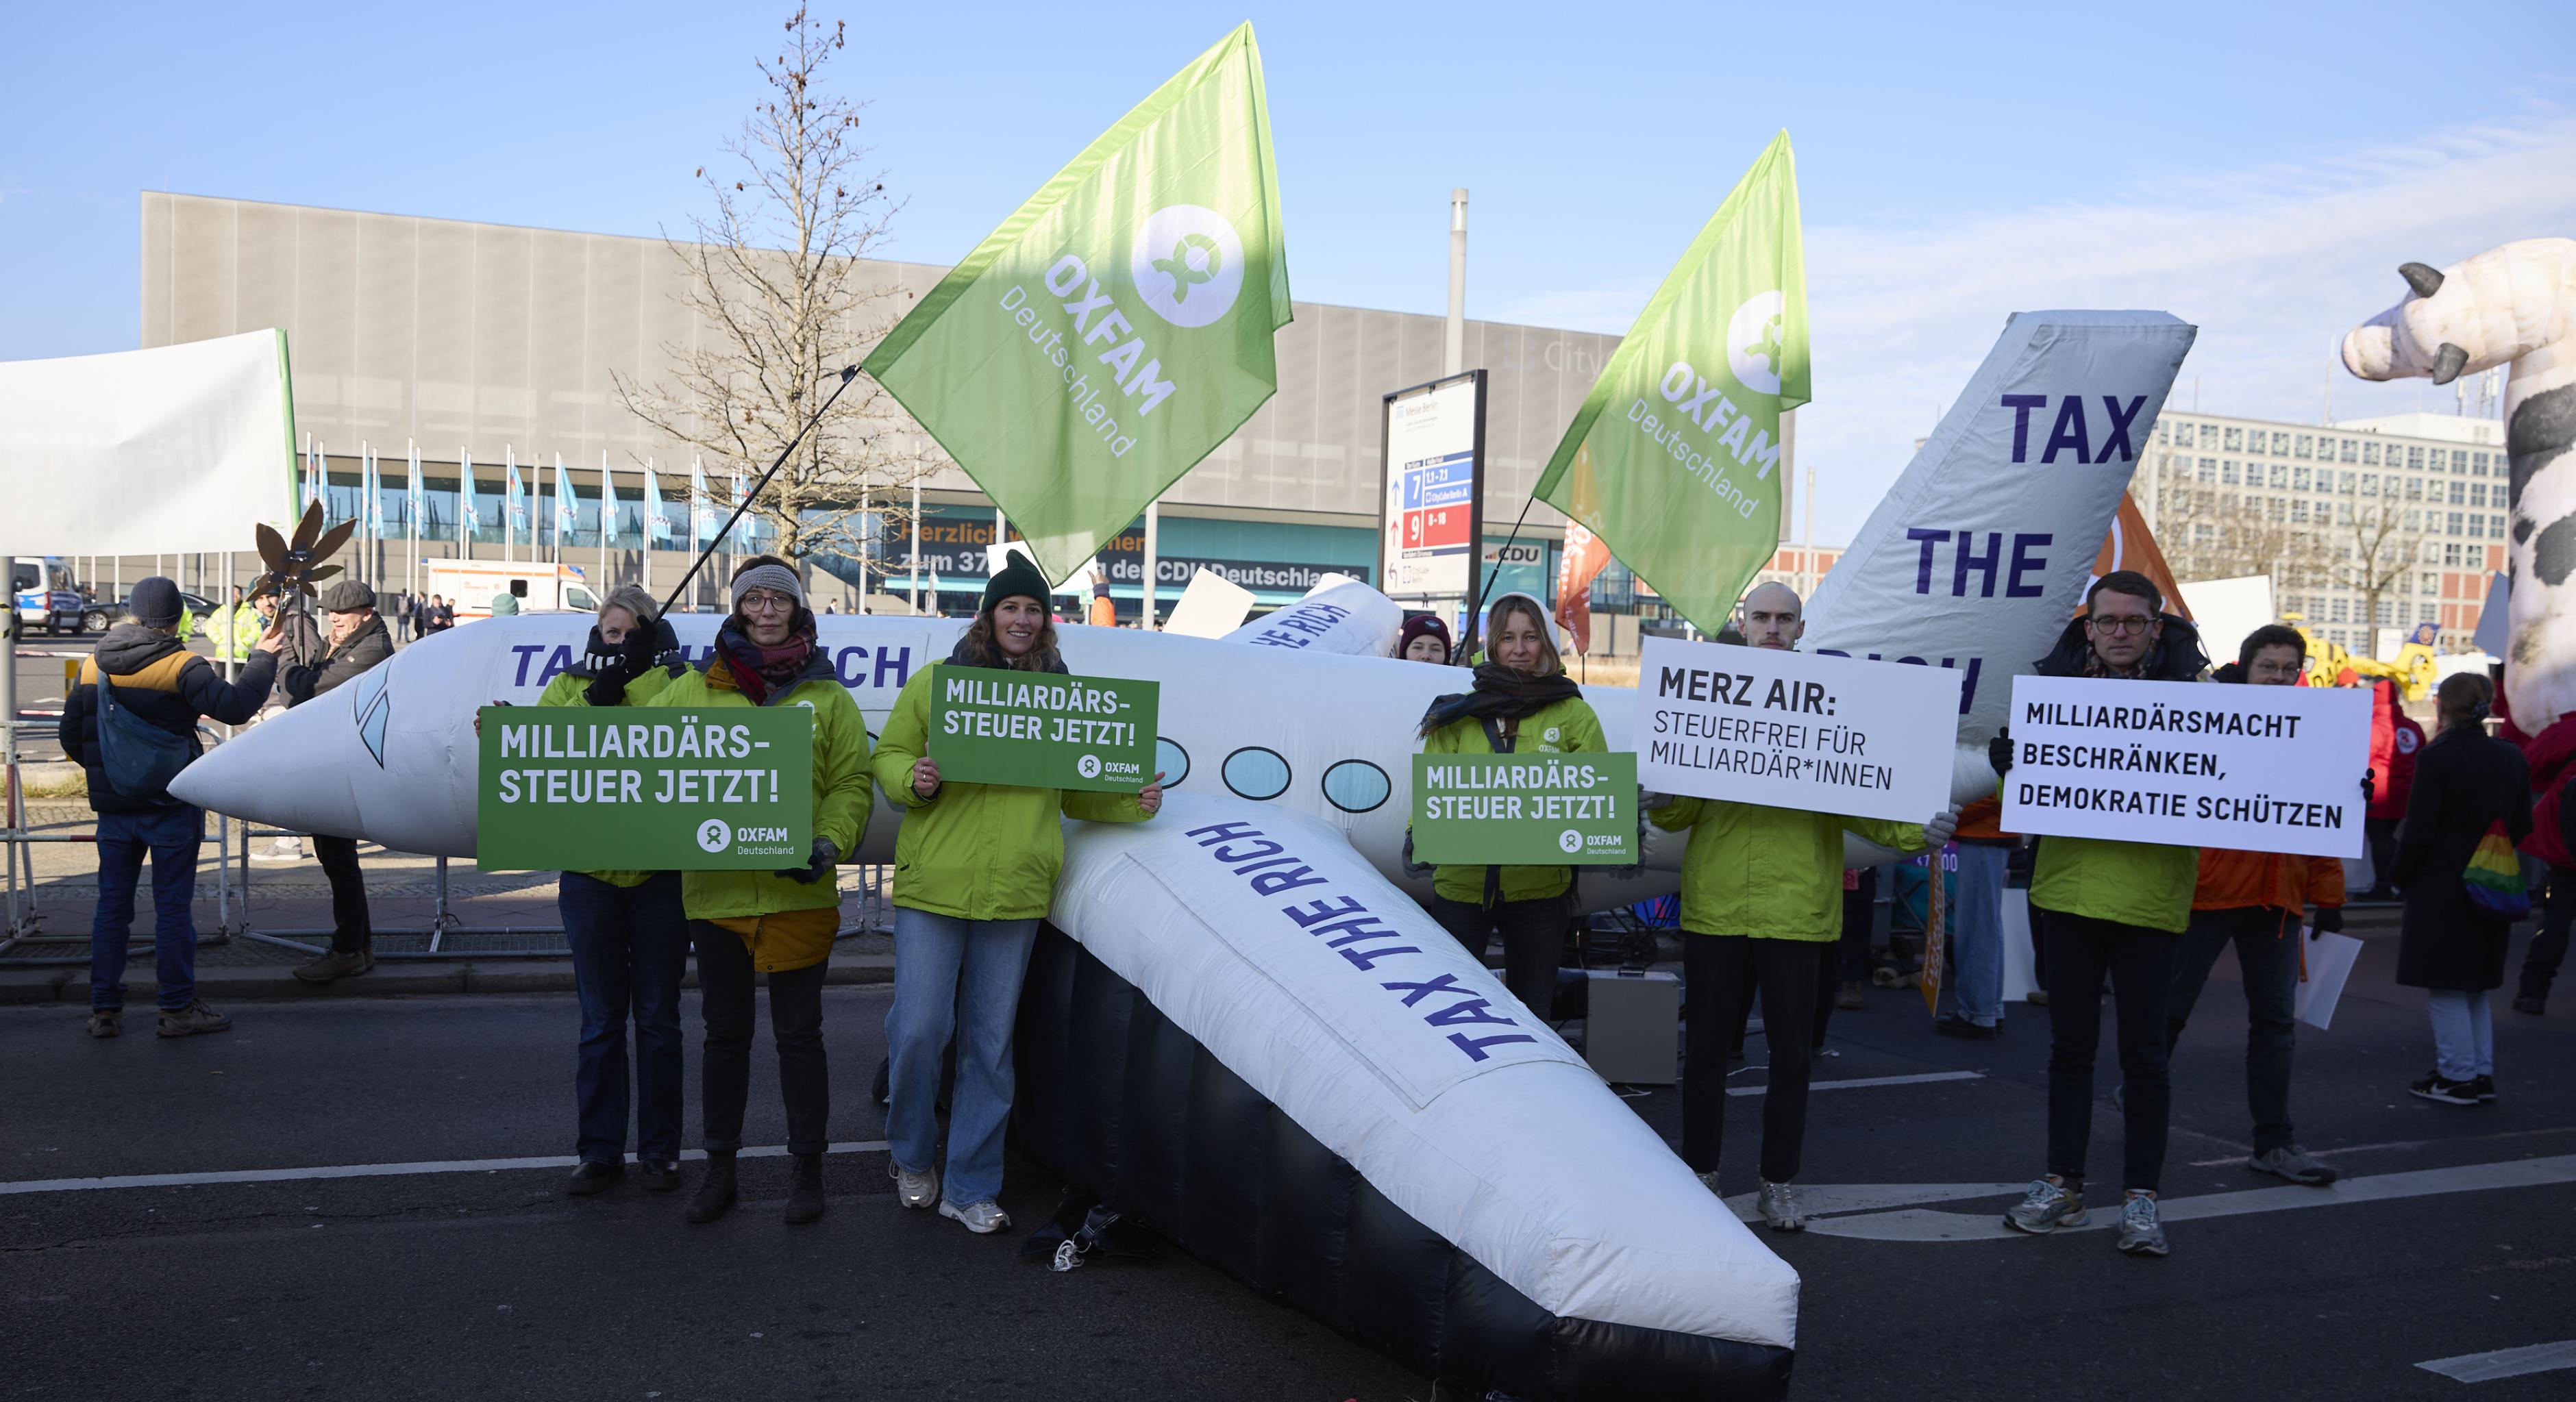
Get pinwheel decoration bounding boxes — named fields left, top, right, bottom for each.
left=251, top=501, right=356, bottom=601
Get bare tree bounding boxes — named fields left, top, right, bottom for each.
left=614, top=6, right=930, bottom=589
left=2155, top=483, right=2334, bottom=588
left=2333, top=499, right=2424, bottom=635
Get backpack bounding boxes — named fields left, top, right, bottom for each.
left=93, top=671, right=195, bottom=806
left=2462, top=818, right=2531, bottom=919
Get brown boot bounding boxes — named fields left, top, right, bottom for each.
left=88, top=1009, right=121, bottom=1038
left=293, top=947, right=375, bottom=984
left=157, top=1001, right=233, bottom=1038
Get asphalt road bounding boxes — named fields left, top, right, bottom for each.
left=5, top=918, right=2573, bottom=1401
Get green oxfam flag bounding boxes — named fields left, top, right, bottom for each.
left=1533, top=131, right=1807, bottom=636
left=862, top=24, right=1291, bottom=587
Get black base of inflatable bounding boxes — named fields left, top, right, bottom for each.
left=1013, top=925, right=1795, bottom=1402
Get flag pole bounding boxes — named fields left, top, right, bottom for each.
left=657, top=366, right=860, bottom=621
left=1460, top=495, right=1537, bottom=664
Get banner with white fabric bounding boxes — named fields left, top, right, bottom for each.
left=0, top=329, right=296, bottom=554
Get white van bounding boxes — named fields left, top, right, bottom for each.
left=421, top=561, right=601, bottom=621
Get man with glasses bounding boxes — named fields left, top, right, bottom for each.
left=1990, top=570, right=2209, bottom=1257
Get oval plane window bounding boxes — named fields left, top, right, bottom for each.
left=1222, top=746, right=1291, bottom=801
left=1322, top=760, right=1391, bottom=814
left=1155, top=736, right=1191, bottom=788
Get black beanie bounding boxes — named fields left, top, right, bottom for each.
left=981, top=551, right=1052, bottom=616
left=129, top=576, right=184, bottom=629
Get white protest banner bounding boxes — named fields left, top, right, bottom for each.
left=1634, top=636, right=1964, bottom=823
left=2001, top=676, right=2370, bottom=858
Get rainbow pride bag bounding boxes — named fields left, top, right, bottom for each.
left=2462, top=820, right=2531, bottom=919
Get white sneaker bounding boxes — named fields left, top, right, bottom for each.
left=891, top=1161, right=939, bottom=1210
left=937, top=1199, right=1009, bottom=1234
left=249, top=838, right=303, bottom=862
left=1696, top=1169, right=1722, bottom=1194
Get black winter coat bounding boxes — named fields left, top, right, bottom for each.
left=2390, top=725, right=2532, bottom=990
left=282, top=614, right=393, bottom=707
left=58, top=625, right=276, bottom=813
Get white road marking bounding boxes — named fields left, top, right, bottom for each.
left=2416, top=1340, right=2576, bottom=1384
left=1796, top=1153, right=2576, bottom=1242
left=1727, top=1070, right=1983, bottom=1098
left=0, top=1140, right=891, bottom=1196
left=1723, top=1181, right=2029, bottom=1223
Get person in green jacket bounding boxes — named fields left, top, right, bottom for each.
left=1645, top=581, right=1958, bottom=1233
left=1990, top=568, right=2209, bottom=1259
left=1410, top=591, right=1602, bottom=1019
left=655, top=556, right=875, bottom=1228
left=538, top=585, right=692, bottom=1199
left=206, top=587, right=260, bottom=663
left=874, top=552, right=1163, bottom=1236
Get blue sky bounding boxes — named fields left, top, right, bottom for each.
left=5, top=1, right=2572, bottom=542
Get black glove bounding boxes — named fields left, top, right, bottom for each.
left=778, top=836, right=839, bottom=884
left=1987, top=730, right=2014, bottom=777
left=581, top=625, right=658, bottom=706
left=2360, top=768, right=2375, bottom=799
left=1401, top=829, right=1434, bottom=879
left=2312, top=906, right=2342, bottom=936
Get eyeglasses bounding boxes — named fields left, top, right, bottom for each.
left=739, top=590, right=797, bottom=613
left=2087, top=615, right=2155, bottom=636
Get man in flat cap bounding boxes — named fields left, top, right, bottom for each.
left=285, top=581, right=395, bottom=983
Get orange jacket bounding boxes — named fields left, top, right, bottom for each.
left=2192, top=845, right=2344, bottom=914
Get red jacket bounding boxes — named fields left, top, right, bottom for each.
left=2366, top=680, right=2422, bottom=821
left=2518, top=712, right=2576, bottom=868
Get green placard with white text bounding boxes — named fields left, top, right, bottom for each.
left=930, top=664, right=1159, bottom=792
left=1411, top=752, right=1639, bottom=865
left=477, top=708, right=813, bottom=871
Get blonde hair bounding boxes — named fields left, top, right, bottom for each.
left=1488, top=594, right=1564, bottom=677
left=600, top=584, right=659, bottom=627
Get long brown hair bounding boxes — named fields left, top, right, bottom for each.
left=959, top=602, right=1063, bottom=671
left=1487, top=594, right=1564, bottom=678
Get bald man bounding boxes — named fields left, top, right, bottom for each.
left=1650, top=581, right=1957, bottom=1230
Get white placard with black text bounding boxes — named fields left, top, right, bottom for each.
left=2001, top=676, right=2370, bottom=858
left=1633, top=636, right=1965, bottom=824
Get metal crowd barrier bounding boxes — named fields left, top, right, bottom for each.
left=4, top=715, right=893, bottom=966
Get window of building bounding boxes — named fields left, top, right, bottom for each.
left=2193, top=523, right=2215, bottom=544
left=2444, top=542, right=2462, bottom=566
left=2403, top=477, right=2421, bottom=500
left=2474, top=451, right=2490, bottom=471
left=2337, top=501, right=2355, bottom=525
left=2291, top=499, right=2309, bottom=524
left=2268, top=497, right=2287, bottom=521
left=2494, top=515, right=2508, bottom=540
left=2340, top=471, right=2357, bottom=494
left=2222, top=460, right=2240, bottom=485
left=2429, top=449, right=2447, bottom=472
left=2340, top=440, right=2357, bottom=462
left=2292, top=466, right=2312, bottom=491
left=2471, top=484, right=2488, bottom=507
left=2199, top=424, right=2219, bottom=449
left=2223, top=426, right=2242, bottom=451
left=2472, top=454, right=2490, bottom=477
left=2404, top=509, right=2420, bottom=530
left=2449, top=512, right=2464, bottom=536
left=2268, top=462, right=2288, bottom=488
left=2331, top=598, right=2349, bottom=622
left=2199, top=457, right=2218, bottom=483
left=2449, top=481, right=2465, bottom=504
left=2318, top=437, right=2338, bottom=461
left=2421, top=572, right=2438, bottom=595
left=2295, top=434, right=2314, bottom=459
left=2360, top=473, right=2378, bottom=496
left=2407, top=446, right=2425, bottom=471
left=2270, top=431, right=2291, bottom=455
left=2363, top=442, right=2381, bottom=466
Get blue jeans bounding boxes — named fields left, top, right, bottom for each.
left=90, top=805, right=203, bottom=1012
left=1942, top=844, right=2008, bottom=1027
left=559, top=872, right=689, bottom=1164
left=886, top=908, right=1041, bottom=1205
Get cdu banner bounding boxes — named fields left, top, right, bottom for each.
left=1534, top=131, right=1809, bottom=638
left=861, top=23, right=1291, bottom=588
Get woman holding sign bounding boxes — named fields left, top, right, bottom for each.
left=1413, top=592, right=1602, bottom=1018
left=874, top=554, right=1163, bottom=1236
left=538, top=586, right=691, bottom=1199
left=658, top=558, right=875, bottom=1228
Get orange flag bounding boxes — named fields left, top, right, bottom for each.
left=1555, top=518, right=1615, bottom=655
left=2088, top=495, right=2191, bottom=620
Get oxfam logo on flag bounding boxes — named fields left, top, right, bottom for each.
left=1077, top=753, right=1103, bottom=780
left=1130, top=205, right=1246, bottom=329
left=1726, top=290, right=1788, bottom=396
left=1558, top=829, right=1584, bottom=855
left=696, top=819, right=731, bottom=853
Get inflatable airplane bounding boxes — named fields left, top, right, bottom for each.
left=169, top=308, right=2192, bottom=1401
left=2342, top=238, right=2576, bottom=728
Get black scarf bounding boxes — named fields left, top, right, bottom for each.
left=1417, top=662, right=1582, bottom=739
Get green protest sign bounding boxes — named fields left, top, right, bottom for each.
left=1411, top=752, right=1639, bottom=866
left=930, top=665, right=1159, bottom=792
left=476, top=708, right=813, bottom=871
